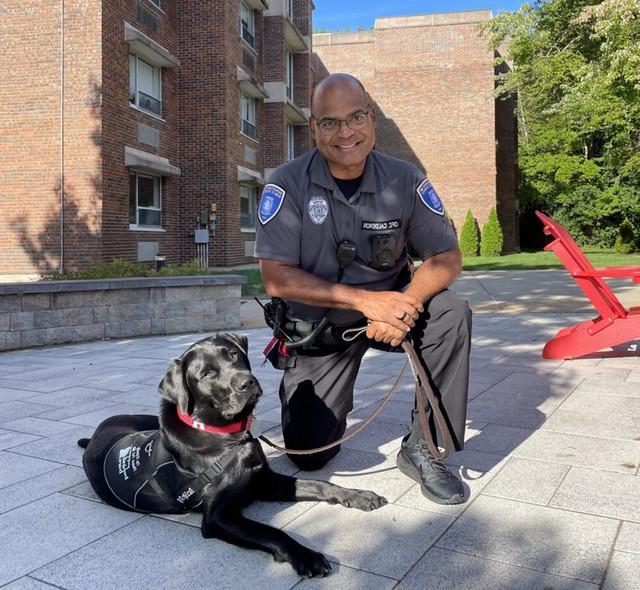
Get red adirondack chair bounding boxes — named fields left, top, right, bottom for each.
left=536, top=210, right=640, bottom=359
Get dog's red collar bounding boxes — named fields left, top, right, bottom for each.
left=176, top=408, right=253, bottom=434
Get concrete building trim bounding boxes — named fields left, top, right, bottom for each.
left=244, top=0, right=270, bottom=11
left=124, top=22, right=180, bottom=67
left=124, top=146, right=181, bottom=177
left=313, top=32, right=374, bottom=46
left=374, top=10, right=493, bottom=29
left=237, top=66, right=269, bottom=98
left=237, top=165, right=266, bottom=185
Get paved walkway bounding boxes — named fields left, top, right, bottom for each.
left=1, top=270, right=640, bottom=589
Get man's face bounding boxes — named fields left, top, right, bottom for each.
left=310, top=82, right=376, bottom=179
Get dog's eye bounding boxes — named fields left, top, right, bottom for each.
left=202, top=369, right=218, bottom=378
left=228, top=349, right=238, bottom=360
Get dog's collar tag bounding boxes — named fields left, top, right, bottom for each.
left=177, top=408, right=253, bottom=434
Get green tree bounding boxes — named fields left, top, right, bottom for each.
left=614, top=218, right=636, bottom=253
left=483, top=0, right=640, bottom=247
left=459, top=210, right=480, bottom=257
left=480, top=208, right=504, bottom=256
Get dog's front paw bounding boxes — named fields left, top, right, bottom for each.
left=344, top=489, right=388, bottom=511
left=290, top=548, right=332, bottom=578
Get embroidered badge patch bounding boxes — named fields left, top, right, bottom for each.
left=417, top=179, right=444, bottom=216
left=308, top=195, right=329, bottom=225
left=258, top=184, right=286, bottom=225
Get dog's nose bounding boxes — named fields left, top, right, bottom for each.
left=232, top=373, right=259, bottom=392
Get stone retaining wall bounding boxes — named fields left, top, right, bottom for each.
left=0, top=276, right=246, bottom=351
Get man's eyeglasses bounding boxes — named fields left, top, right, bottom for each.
left=312, top=106, right=372, bottom=134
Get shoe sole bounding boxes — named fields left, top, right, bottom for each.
left=396, top=452, right=465, bottom=505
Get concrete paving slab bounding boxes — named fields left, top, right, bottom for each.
left=8, top=425, right=93, bottom=467
left=2, top=576, right=66, bottom=589
left=0, top=451, right=61, bottom=488
left=617, top=522, right=640, bottom=554
left=482, top=457, right=569, bottom=505
left=1, top=416, right=84, bottom=437
left=283, top=502, right=453, bottom=579
left=0, top=493, right=141, bottom=586
left=27, top=386, right=123, bottom=407
left=602, top=551, right=640, bottom=590
left=550, top=467, right=640, bottom=522
left=542, top=391, right=640, bottom=440
left=58, top=402, right=157, bottom=427
left=0, top=401, right=57, bottom=425
left=295, top=563, right=397, bottom=589
left=573, top=378, right=640, bottom=396
left=0, top=465, right=86, bottom=514
left=396, top=546, right=598, bottom=590
left=0, top=386, right=42, bottom=403
left=513, top=430, right=640, bottom=474
left=35, top=399, right=122, bottom=421
left=341, top=417, right=407, bottom=455
left=464, top=423, right=535, bottom=456
left=436, top=495, right=618, bottom=583
left=0, top=429, right=41, bottom=450
left=31, top=515, right=299, bottom=590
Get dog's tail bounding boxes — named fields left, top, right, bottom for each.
left=77, top=438, right=90, bottom=449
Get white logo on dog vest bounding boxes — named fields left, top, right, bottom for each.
left=118, top=445, right=141, bottom=480
left=308, top=196, right=329, bottom=225
left=177, top=487, right=196, bottom=504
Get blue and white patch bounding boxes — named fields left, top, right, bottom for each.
left=258, top=184, right=286, bottom=225
left=308, top=196, right=329, bottom=225
left=417, top=179, right=444, bottom=216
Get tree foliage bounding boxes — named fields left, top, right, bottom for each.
left=614, top=218, right=636, bottom=252
left=480, top=208, right=504, bottom=256
left=484, top=0, right=640, bottom=247
left=459, top=210, right=481, bottom=257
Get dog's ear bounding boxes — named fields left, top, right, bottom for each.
left=220, top=333, right=248, bottom=357
left=158, top=358, right=190, bottom=415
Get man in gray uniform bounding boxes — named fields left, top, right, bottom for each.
left=255, top=73, right=471, bottom=505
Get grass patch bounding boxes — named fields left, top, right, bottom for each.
left=209, top=268, right=264, bottom=297
left=463, top=249, right=640, bottom=271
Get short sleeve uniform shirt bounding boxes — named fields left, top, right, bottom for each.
left=255, top=148, right=457, bottom=324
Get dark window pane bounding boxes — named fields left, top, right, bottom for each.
left=137, top=176, right=156, bottom=208
left=129, top=175, right=137, bottom=224
left=138, top=91, right=162, bottom=116
left=139, top=209, right=161, bottom=226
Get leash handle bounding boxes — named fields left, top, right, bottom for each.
left=401, top=340, right=454, bottom=460
left=258, top=339, right=455, bottom=457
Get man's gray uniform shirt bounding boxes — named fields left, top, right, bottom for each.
left=255, top=149, right=457, bottom=324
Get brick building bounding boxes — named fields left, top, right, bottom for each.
left=0, top=0, right=313, bottom=276
left=313, top=11, right=519, bottom=251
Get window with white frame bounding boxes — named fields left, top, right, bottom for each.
left=148, top=0, right=162, bottom=7
left=240, top=1, right=255, bottom=48
left=129, top=173, right=162, bottom=227
left=286, top=0, right=294, bottom=20
left=287, top=125, right=295, bottom=161
left=240, top=185, right=257, bottom=229
left=285, top=49, right=294, bottom=100
left=129, top=54, right=162, bottom=117
left=240, top=93, right=257, bottom=140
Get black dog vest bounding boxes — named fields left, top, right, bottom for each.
left=103, top=430, right=203, bottom=513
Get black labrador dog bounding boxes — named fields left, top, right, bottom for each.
left=78, top=333, right=386, bottom=577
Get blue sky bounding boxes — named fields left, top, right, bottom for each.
left=313, top=0, right=525, bottom=30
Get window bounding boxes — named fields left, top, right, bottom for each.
left=285, top=49, right=294, bottom=100
left=129, top=54, right=162, bottom=117
left=148, top=0, right=162, bottom=7
left=286, top=0, right=294, bottom=20
left=240, top=93, right=257, bottom=140
left=240, top=185, right=257, bottom=229
left=240, top=2, right=255, bottom=48
left=129, top=173, right=162, bottom=227
left=287, top=124, right=295, bottom=161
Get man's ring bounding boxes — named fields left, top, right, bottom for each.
left=400, top=311, right=408, bottom=321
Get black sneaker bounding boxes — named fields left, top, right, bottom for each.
left=396, top=439, right=465, bottom=504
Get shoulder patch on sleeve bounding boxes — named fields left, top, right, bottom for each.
left=416, top=178, right=444, bottom=216
left=258, top=184, right=286, bottom=225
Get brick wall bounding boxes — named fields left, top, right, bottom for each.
left=0, top=0, right=103, bottom=275
left=313, top=12, right=519, bottom=251
left=102, top=0, right=180, bottom=266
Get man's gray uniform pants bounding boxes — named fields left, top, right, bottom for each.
left=279, top=290, right=472, bottom=470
